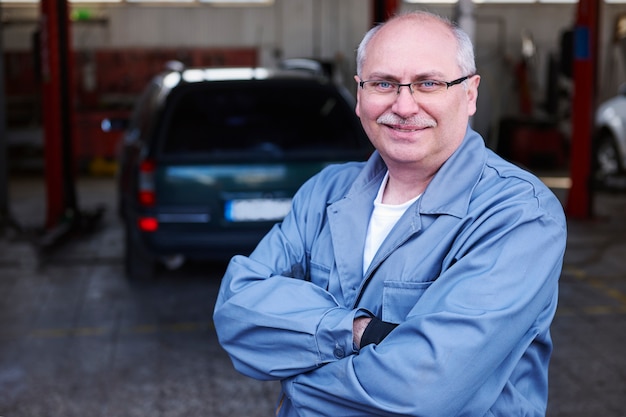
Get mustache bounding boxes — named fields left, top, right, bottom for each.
left=376, top=113, right=437, bottom=128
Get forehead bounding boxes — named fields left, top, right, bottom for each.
left=363, top=17, right=459, bottom=77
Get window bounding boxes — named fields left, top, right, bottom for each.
left=160, top=80, right=368, bottom=159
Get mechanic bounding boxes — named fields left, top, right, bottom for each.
left=214, top=10, right=567, bottom=417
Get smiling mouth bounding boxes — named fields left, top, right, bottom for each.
left=377, top=114, right=437, bottom=131
left=385, top=123, right=431, bottom=132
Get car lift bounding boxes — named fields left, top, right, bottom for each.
left=36, top=0, right=103, bottom=250
left=566, top=0, right=599, bottom=219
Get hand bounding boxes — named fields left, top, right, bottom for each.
left=353, top=316, right=372, bottom=349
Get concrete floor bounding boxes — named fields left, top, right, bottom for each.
left=1, top=174, right=625, bottom=416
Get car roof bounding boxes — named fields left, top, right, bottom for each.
left=158, top=65, right=329, bottom=90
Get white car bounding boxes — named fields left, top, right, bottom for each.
left=594, top=84, right=626, bottom=188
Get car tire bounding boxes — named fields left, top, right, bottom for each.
left=593, top=131, right=623, bottom=189
left=124, top=221, right=156, bottom=281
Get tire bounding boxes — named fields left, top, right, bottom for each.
left=124, top=221, right=156, bottom=281
left=593, top=131, right=623, bottom=189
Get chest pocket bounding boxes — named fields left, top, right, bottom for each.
left=382, top=280, right=433, bottom=323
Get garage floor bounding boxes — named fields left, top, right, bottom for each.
left=1, top=174, right=625, bottom=416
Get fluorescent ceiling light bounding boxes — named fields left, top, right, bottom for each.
left=405, top=0, right=579, bottom=2
left=199, top=0, right=273, bottom=4
left=127, top=0, right=194, bottom=3
left=403, top=0, right=457, bottom=3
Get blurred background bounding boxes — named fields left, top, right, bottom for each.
left=1, top=1, right=626, bottom=416
left=2, top=0, right=626, bottom=170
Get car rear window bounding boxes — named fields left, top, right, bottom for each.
left=158, top=78, right=368, bottom=159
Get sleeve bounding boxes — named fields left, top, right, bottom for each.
left=280, top=195, right=567, bottom=416
left=359, top=316, right=398, bottom=347
left=212, top=171, right=359, bottom=381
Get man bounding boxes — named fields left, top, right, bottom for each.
left=214, top=11, right=566, bottom=417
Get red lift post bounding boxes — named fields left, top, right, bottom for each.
left=39, top=0, right=79, bottom=231
left=566, top=0, right=599, bottom=219
left=38, top=0, right=103, bottom=249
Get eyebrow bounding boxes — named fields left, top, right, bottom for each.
left=365, top=71, right=448, bottom=81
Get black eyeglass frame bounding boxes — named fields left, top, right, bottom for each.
left=358, top=75, right=473, bottom=95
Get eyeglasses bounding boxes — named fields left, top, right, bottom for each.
left=358, top=75, right=472, bottom=96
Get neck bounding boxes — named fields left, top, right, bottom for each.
left=381, top=170, right=431, bottom=205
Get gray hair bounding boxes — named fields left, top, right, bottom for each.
left=356, top=11, right=476, bottom=78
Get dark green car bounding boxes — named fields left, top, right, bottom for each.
left=115, top=65, right=371, bottom=280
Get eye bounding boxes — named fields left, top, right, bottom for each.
left=415, top=80, right=444, bottom=91
left=372, top=81, right=396, bottom=91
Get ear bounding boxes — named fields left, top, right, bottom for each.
left=466, top=74, right=481, bottom=116
left=354, top=75, right=363, bottom=118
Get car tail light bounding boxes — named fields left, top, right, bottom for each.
left=138, top=159, right=156, bottom=206
left=138, top=216, right=158, bottom=232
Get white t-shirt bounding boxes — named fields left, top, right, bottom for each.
left=363, top=172, right=421, bottom=274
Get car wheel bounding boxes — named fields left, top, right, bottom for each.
left=593, top=131, right=623, bottom=188
left=124, top=221, right=156, bottom=281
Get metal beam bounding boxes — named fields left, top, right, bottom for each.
left=36, top=0, right=104, bottom=253
left=39, top=0, right=79, bottom=230
left=566, top=0, right=599, bottom=219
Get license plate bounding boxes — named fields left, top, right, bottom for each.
left=225, top=198, right=292, bottom=222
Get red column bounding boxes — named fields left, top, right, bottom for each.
left=39, top=0, right=77, bottom=229
left=566, top=0, right=599, bottom=219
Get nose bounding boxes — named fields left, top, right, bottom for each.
left=391, top=84, right=420, bottom=116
